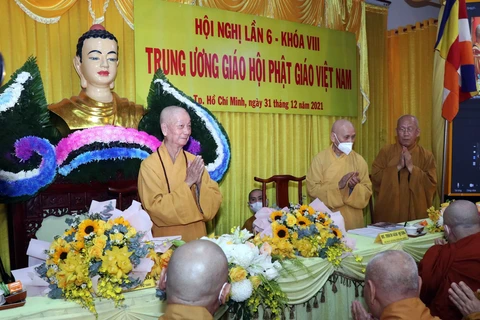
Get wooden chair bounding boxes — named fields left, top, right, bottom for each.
left=254, top=175, right=306, bottom=208
left=108, top=183, right=139, bottom=211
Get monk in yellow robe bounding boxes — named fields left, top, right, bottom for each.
left=351, top=250, right=440, bottom=320
left=371, top=115, right=436, bottom=223
left=158, top=240, right=230, bottom=320
left=49, top=25, right=144, bottom=137
left=306, top=119, right=372, bottom=230
left=138, top=106, right=222, bottom=241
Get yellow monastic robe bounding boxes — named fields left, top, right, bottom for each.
left=159, top=304, right=213, bottom=320
left=306, top=146, right=372, bottom=230
left=465, top=312, right=480, bottom=320
left=380, top=297, right=440, bottom=320
left=138, top=144, right=222, bottom=242
left=371, top=143, right=437, bottom=223
left=48, top=90, right=145, bottom=137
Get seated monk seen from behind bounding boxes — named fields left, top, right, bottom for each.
left=138, top=106, right=222, bottom=242
left=351, top=250, right=439, bottom=320
left=419, top=200, right=480, bottom=320
left=49, top=24, right=144, bottom=137
left=159, top=240, right=230, bottom=320
left=371, top=115, right=436, bottom=223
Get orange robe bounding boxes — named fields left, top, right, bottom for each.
left=465, top=312, right=480, bottom=320
left=138, top=144, right=222, bottom=242
left=306, top=146, right=372, bottom=230
left=419, top=232, right=480, bottom=320
left=242, top=215, right=255, bottom=233
left=380, top=297, right=439, bottom=320
left=371, top=143, right=436, bottom=223
left=159, top=304, right=213, bottom=320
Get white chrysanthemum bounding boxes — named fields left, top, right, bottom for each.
left=229, top=244, right=256, bottom=268
left=230, top=279, right=253, bottom=302
left=247, top=253, right=274, bottom=276
left=263, top=267, right=279, bottom=281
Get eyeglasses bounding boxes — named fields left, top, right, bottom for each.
left=397, top=127, right=416, bottom=134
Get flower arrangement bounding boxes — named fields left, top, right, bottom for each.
left=36, top=212, right=153, bottom=315
left=426, top=201, right=451, bottom=233
left=0, top=136, right=56, bottom=198
left=154, top=228, right=288, bottom=319
left=202, top=228, right=288, bottom=319
left=253, top=204, right=351, bottom=267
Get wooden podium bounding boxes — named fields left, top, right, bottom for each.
left=7, top=180, right=138, bottom=269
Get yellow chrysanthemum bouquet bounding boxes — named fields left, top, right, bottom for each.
left=425, top=201, right=451, bottom=233
left=254, top=204, right=350, bottom=266
left=36, top=212, right=153, bottom=315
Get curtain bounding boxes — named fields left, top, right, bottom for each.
left=387, top=19, right=438, bottom=152
left=386, top=19, right=440, bottom=205
left=0, top=0, right=370, bottom=272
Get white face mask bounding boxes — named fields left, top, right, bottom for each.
left=249, top=201, right=264, bottom=213
left=334, top=133, right=353, bottom=155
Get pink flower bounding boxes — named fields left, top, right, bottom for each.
left=260, top=242, right=272, bottom=255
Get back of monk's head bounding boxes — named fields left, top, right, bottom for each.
left=366, top=250, right=419, bottom=303
left=166, top=240, right=228, bottom=309
left=444, top=200, right=480, bottom=242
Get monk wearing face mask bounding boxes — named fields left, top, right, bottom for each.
left=48, top=24, right=144, bottom=137
left=306, top=119, right=372, bottom=230
left=242, top=189, right=269, bottom=233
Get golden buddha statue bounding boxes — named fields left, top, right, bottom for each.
left=49, top=25, right=144, bottom=137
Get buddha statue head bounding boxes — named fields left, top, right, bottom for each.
left=74, top=24, right=119, bottom=102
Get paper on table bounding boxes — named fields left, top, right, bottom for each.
left=11, top=265, right=49, bottom=297
left=348, top=227, right=386, bottom=238
left=26, top=239, right=50, bottom=263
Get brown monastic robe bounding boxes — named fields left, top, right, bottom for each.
left=371, top=143, right=436, bottom=223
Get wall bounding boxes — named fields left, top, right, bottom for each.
left=388, top=0, right=439, bottom=30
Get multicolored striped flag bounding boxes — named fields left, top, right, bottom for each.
left=435, top=0, right=477, bottom=121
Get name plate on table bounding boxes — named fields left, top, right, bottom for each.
left=132, top=274, right=157, bottom=291
left=374, top=229, right=409, bottom=244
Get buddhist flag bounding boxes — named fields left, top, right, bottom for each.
left=435, top=0, right=477, bottom=121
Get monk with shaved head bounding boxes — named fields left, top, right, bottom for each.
left=306, top=119, right=372, bottom=230
left=352, top=250, right=439, bottom=320
left=371, top=114, right=437, bottom=223
left=138, top=106, right=222, bottom=241
left=419, top=200, right=480, bottom=320
left=159, top=240, right=230, bottom=319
